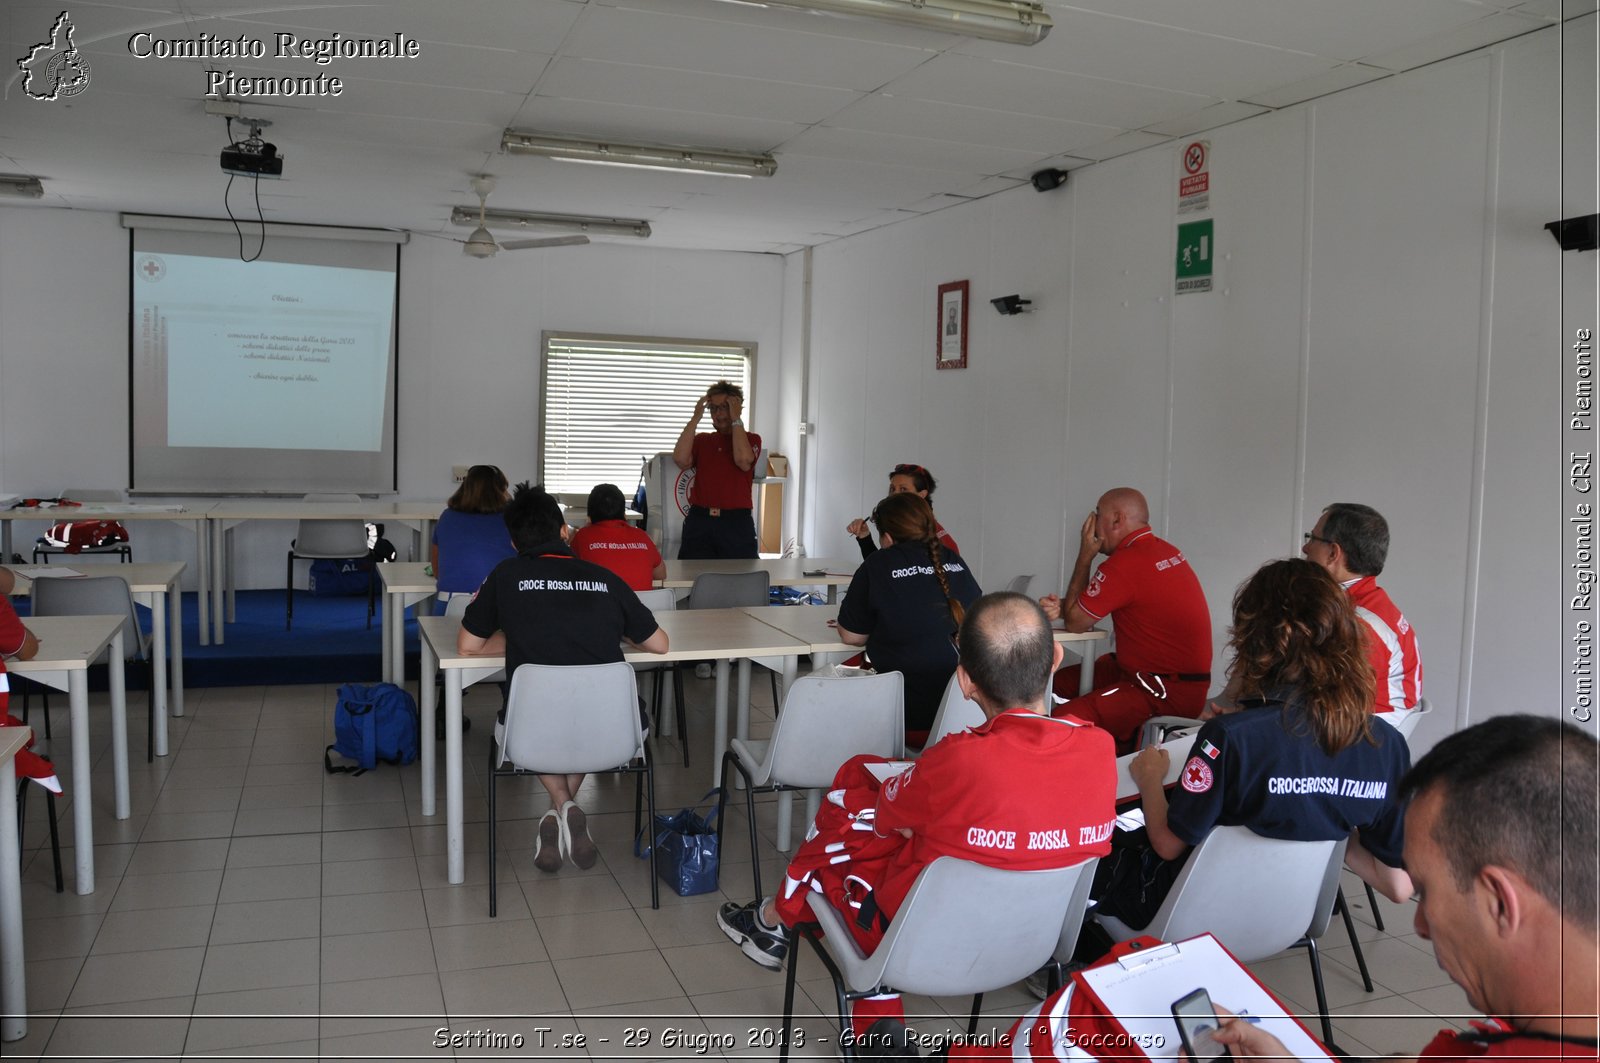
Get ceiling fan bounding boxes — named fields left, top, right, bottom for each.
left=459, top=175, right=588, bottom=258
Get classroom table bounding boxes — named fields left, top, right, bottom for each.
left=11, top=561, right=187, bottom=754
left=377, top=562, right=434, bottom=685
left=741, top=604, right=1112, bottom=848
left=416, top=610, right=810, bottom=884
left=0, top=725, right=28, bottom=1041
left=208, top=499, right=440, bottom=644
left=1, top=503, right=213, bottom=644
left=659, top=556, right=860, bottom=603
left=6, top=615, right=129, bottom=894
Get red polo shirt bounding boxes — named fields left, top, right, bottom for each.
left=688, top=430, right=761, bottom=510
left=1076, top=526, right=1211, bottom=675
left=571, top=519, right=663, bottom=591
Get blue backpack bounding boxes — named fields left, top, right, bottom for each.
left=324, top=682, right=419, bottom=775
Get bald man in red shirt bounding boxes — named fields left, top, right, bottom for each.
left=1042, top=488, right=1212, bottom=750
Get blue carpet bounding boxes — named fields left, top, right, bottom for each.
left=15, top=588, right=419, bottom=688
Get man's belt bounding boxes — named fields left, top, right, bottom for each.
left=1149, top=672, right=1211, bottom=683
left=688, top=505, right=752, bottom=518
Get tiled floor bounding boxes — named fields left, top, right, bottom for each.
left=9, top=676, right=1477, bottom=1060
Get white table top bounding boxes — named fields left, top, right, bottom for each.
left=659, top=556, right=860, bottom=589
left=378, top=561, right=435, bottom=594
left=10, top=561, right=185, bottom=595
left=3, top=503, right=207, bottom=521
left=742, top=604, right=853, bottom=652
left=208, top=499, right=442, bottom=520
left=5, top=615, right=122, bottom=673
left=418, top=608, right=810, bottom=670
left=0, top=725, right=28, bottom=763
left=1114, top=732, right=1196, bottom=800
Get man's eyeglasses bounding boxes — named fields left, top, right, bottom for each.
left=1302, top=532, right=1334, bottom=546
left=707, top=403, right=733, bottom=414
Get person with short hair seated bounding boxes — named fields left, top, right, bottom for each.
left=716, top=592, right=1117, bottom=1043
left=571, top=482, right=664, bottom=591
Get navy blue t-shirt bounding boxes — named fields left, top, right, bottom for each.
left=1166, top=698, right=1409, bottom=866
left=460, top=542, right=660, bottom=679
left=836, top=540, right=982, bottom=731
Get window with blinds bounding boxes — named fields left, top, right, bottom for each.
left=540, top=333, right=755, bottom=495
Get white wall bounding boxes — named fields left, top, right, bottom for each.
left=0, top=209, right=786, bottom=587
left=797, top=21, right=1590, bottom=748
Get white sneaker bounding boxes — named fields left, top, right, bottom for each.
left=560, top=800, right=598, bottom=869
left=532, top=810, right=563, bottom=872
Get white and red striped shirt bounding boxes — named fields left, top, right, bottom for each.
left=1346, top=576, right=1421, bottom=713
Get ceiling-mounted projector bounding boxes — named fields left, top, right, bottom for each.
left=220, top=139, right=283, bottom=178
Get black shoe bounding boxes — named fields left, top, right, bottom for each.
left=716, top=899, right=787, bottom=970
left=857, top=1019, right=921, bottom=1060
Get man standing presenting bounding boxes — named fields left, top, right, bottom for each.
left=673, top=380, right=761, bottom=560
left=1303, top=502, right=1421, bottom=715
left=1041, top=488, right=1211, bottom=748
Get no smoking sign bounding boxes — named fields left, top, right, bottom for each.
left=1178, top=139, right=1210, bottom=215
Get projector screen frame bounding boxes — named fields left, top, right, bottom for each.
left=123, top=214, right=404, bottom=496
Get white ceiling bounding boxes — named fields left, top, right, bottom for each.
left=0, top=0, right=1586, bottom=254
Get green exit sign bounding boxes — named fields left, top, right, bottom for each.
left=1176, top=219, right=1213, bottom=293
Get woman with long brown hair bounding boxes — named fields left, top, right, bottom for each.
left=833, top=492, right=981, bottom=740
left=1093, top=557, right=1412, bottom=933
left=431, top=464, right=513, bottom=605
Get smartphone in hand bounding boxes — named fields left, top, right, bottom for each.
left=1172, top=988, right=1229, bottom=1063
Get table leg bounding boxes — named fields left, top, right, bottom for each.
left=420, top=641, right=437, bottom=818
left=1079, top=643, right=1097, bottom=695
left=149, top=591, right=170, bottom=758
left=168, top=583, right=185, bottom=718
left=735, top=661, right=752, bottom=743
left=211, top=517, right=227, bottom=644
left=0, top=518, right=11, bottom=561
left=712, top=660, right=730, bottom=790
left=776, top=791, right=793, bottom=852
left=446, top=669, right=465, bottom=885
left=109, top=630, right=129, bottom=821
left=195, top=517, right=210, bottom=648
left=225, top=526, right=237, bottom=622
left=68, top=668, right=94, bottom=894
left=0, top=753, right=24, bottom=1042
left=381, top=588, right=394, bottom=685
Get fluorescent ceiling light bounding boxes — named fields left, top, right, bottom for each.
left=450, top=206, right=651, bottom=239
left=0, top=174, right=45, bottom=198
left=502, top=132, right=777, bottom=179
left=759, top=0, right=1051, bottom=44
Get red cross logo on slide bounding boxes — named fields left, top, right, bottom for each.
left=137, top=255, right=166, bottom=282
left=1181, top=756, right=1213, bottom=793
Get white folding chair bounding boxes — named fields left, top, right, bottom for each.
left=1360, top=696, right=1432, bottom=930
left=487, top=662, right=658, bottom=912
left=1003, top=574, right=1034, bottom=596
left=286, top=518, right=373, bottom=630
left=32, top=575, right=158, bottom=762
left=635, top=588, right=688, bottom=765
left=717, top=671, right=904, bottom=901
left=1292, top=837, right=1376, bottom=1045
left=922, top=670, right=984, bottom=749
left=1095, top=825, right=1338, bottom=1045
left=783, top=857, right=1095, bottom=1061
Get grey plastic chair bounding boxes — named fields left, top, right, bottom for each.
left=781, top=856, right=1094, bottom=1061
left=1138, top=713, right=1202, bottom=749
left=487, top=662, right=658, bottom=912
left=1289, top=837, right=1374, bottom=1045
left=687, top=571, right=781, bottom=707
left=1039, top=855, right=1101, bottom=995
left=286, top=519, right=372, bottom=630
left=1003, top=574, right=1034, bottom=595
left=32, top=575, right=158, bottom=762
left=923, top=670, right=985, bottom=749
left=32, top=489, right=132, bottom=564
left=634, top=588, right=688, bottom=766
left=1095, top=826, right=1338, bottom=1045
left=717, top=671, right=904, bottom=901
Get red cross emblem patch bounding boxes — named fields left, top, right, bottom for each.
left=1181, top=756, right=1213, bottom=793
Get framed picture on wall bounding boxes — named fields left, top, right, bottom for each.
left=937, top=280, right=968, bottom=370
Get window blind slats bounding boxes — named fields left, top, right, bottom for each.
left=541, top=335, right=752, bottom=494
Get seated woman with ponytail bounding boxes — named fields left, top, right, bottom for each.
left=833, top=492, right=982, bottom=741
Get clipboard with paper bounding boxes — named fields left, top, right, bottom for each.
left=1072, top=934, right=1334, bottom=1062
